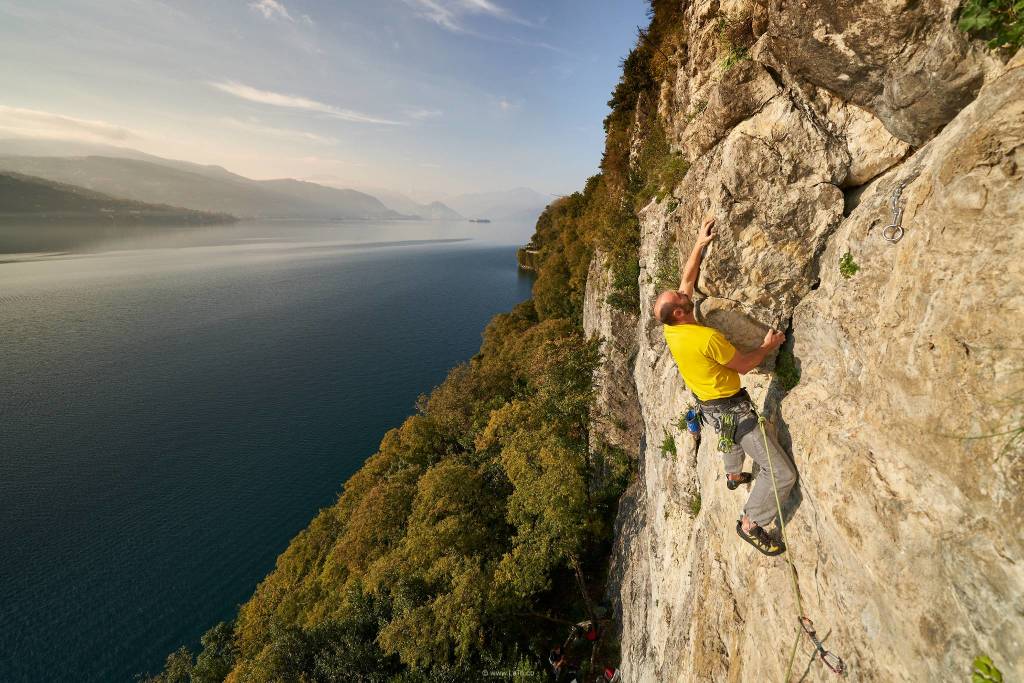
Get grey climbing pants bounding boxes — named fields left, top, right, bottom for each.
left=701, top=399, right=797, bottom=528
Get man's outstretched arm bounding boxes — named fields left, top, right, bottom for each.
left=680, top=214, right=716, bottom=297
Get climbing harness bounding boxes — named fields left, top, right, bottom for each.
left=757, top=416, right=846, bottom=679
left=882, top=181, right=907, bottom=243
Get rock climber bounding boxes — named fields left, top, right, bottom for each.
left=653, top=213, right=797, bottom=556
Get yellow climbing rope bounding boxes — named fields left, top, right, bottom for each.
left=757, top=415, right=845, bottom=680
left=757, top=416, right=803, bottom=682
left=759, top=416, right=803, bottom=613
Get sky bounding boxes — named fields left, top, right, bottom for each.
left=0, top=0, right=649, bottom=199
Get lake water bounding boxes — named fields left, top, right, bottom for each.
left=0, top=219, right=535, bottom=682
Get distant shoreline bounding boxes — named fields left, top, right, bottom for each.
left=0, top=211, right=237, bottom=225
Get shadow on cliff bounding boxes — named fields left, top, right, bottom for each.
left=604, top=431, right=648, bottom=645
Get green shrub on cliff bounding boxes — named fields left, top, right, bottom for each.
left=972, top=654, right=1004, bottom=682
left=635, top=125, right=690, bottom=206
left=686, top=490, right=701, bottom=518
left=660, top=432, right=677, bottom=459
left=654, top=236, right=681, bottom=292
left=774, top=349, right=801, bottom=391
left=959, top=0, right=1023, bottom=50
left=717, top=11, right=754, bottom=71
left=839, top=251, right=860, bottom=279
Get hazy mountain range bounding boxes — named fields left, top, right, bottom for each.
left=0, top=171, right=233, bottom=224
left=361, top=188, right=465, bottom=221
left=362, top=186, right=552, bottom=223
left=439, top=187, right=552, bottom=222
left=0, top=147, right=401, bottom=221
left=0, top=139, right=551, bottom=224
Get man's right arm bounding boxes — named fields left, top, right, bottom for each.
left=726, top=329, right=785, bottom=374
left=679, top=214, right=715, bottom=298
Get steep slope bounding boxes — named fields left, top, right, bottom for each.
left=0, top=155, right=403, bottom=220
left=590, top=3, right=1021, bottom=682
left=0, top=171, right=234, bottom=223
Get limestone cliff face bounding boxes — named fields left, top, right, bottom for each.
left=592, top=4, right=1022, bottom=681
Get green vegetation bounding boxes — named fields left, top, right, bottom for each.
left=660, top=432, right=677, bottom=459
left=720, top=45, right=749, bottom=71
left=972, top=655, right=1004, bottom=682
left=685, top=98, right=708, bottom=123
left=959, top=0, right=1023, bottom=50
left=149, top=3, right=695, bottom=680
left=149, top=299, right=630, bottom=680
left=774, top=349, right=801, bottom=391
left=594, top=1, right=686, bottom=312
left=686, top=491, right=702, bottom=518
left=654, top=237, right=680, bottom=292
left=717, top=12, right=754, bottom=71
left=839, top=251, right=860, bottom=279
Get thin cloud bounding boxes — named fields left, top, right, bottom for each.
left=222, top=117, right=337, bottom=144
left=0, top=105, right=141, bottom=143
left=405, top=0, right=532, bottom=33
left=249, top=0, right=293, bottom=21
left=496, top=97, right=520, bottom=112
left=406, top=108, right=443, bottom=120
left=404, top=1, right=564, bottom=53
left=209, top=81, right=403, bottom=125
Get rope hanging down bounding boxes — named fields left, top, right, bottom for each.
left=757, top=416, right=846, bottom=680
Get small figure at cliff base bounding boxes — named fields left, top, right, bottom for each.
left=653, top=214, right=797, bottom=556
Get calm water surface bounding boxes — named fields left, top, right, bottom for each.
left=0, top=219, right=535, bottom=681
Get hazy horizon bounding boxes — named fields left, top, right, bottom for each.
left=0, top=1, right=648, bottom=198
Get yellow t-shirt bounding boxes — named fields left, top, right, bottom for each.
left=664, top=323, right=740, bottom=401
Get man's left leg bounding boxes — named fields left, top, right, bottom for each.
left=721, top=439, right=746, bottom=482
left=737, top=419, right=797, bottom=532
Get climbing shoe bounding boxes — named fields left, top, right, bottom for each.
left=726, top=472, right=752, bottom=490
left=736, top=520, right=786, bottom=556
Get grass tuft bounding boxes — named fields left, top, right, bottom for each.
left=839, top=251, right=860, bottom=279
left=660, top=431, right=677, bottom=459
left=717, top=13, right=753, bottom=71
left=686, top=490, right=701, bottom=518
left=654, top=237, right=680, bottom=291
left=685, top=99, right=708, bottom=123
left=775, top=349, right=801, bottom=391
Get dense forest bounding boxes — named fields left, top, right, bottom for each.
left=149, top=2, right=688, bottom=680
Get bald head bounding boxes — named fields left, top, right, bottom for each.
left=654, top=290, right=694, bottom=325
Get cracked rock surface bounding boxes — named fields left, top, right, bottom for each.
left=594, top=4, right=1022, bottom=680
